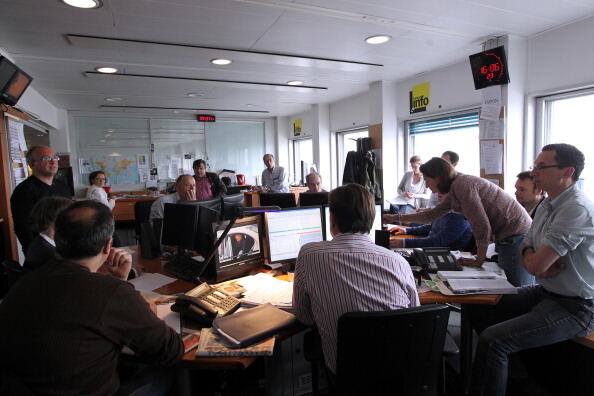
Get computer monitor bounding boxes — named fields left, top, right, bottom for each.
left=259, top=192, right=297, bottom=209
left=299, top=192, right=328, bottom=207
left=221, top=193, right=245, bottom=220
left=195, top=206, right=219, bottom=257
left=324, top=204, right=382, bottom=242
left=196, top=196, right=222, bottom=214
left=208, top=216, right=263, bottom=282
left=265, top=207, right=324, bottom=263
left=161, top=202, right=200, bottom=250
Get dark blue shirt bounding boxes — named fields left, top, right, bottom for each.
left=404, top=213, right=473, bottom=251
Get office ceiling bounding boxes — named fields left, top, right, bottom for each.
left=1, top=0, right=593, bottom=118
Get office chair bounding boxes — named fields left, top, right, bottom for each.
left=299, top=192, right=329, bottom=207
left=259, top=192, right=296, bottom=209
left=334, top=304, right=450, bottom=396
left=221, top=193, right=244, bottom=220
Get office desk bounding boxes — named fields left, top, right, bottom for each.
left=112, top=196, right=158, bottom=222
left=243, top=187, right=310, bottom=207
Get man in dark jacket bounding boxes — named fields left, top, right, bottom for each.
left=0, top=200, right=183, bottom=395
left=193, top=159, right=227, bottom=200
left=10, top=146, right=71, bottom=252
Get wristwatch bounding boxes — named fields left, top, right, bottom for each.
left=522, top=245, right=535, bottom=256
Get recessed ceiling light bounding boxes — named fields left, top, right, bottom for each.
left=246, top=104, right=255, bottom=107
left=104, top=133, right=112, bottom=137
left=286, top=80, right=304, bottom=86
left=104, top=97, right=122, bottom=102
left=365, top=35, right=391, bottom=45
left=61, top=0, right=103, bottom=9
left=173, top=110, right=180, bottom=114
left=95, top=66, right=118, bottom=74
left=210, top=58, right=232, bottom=65
left=187, top=92, right=203, bottom=97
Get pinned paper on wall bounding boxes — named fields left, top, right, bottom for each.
left=480, top=85, right=502, bottom=121
left=479, top=119, right=505, bottom=139
left=79, top=158, right=92, bottom=173
left=480, top=140, right=503, bottom=174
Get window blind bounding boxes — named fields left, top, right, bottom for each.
left=409, top=112, right=479, bottom=135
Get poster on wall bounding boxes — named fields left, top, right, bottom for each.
left=409, top=82, right=430, bottom=114
left=293, top=119, right=302, bottom=136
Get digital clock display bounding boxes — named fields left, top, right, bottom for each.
left=469, top=46, right=510, bottom=90
left=197, top=114, right=216, bottom=122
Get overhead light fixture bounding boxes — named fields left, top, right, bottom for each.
left=187, top=92, right=203, bottom=97
left=61, top=0, right=103, bottom=9
left=210, top=58, right=232, bottom=65
left=246, top=104, right=255, bottom=107
left=173, top=110, right=180, bottom=114
left=286, top=80, right=304, bottom=86
left=104, top=97, right=122, bottom=102
left=104, top=133, right=112, bottom=137
left=95, top=66, right=118, bottom=73
left=365, top=35, right=391, bottom=45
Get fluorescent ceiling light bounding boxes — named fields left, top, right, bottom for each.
left=246, top=104, right=255, bottom=107
left=210, top=58, right=232, bottom=65
left=62, top=0, right=102, bottom=9
left=95, top=66, right=118, bottom=73
left=365, top=35, right=391, bottom=45
left=286, top=80, right=303, bottom=86
left=104, top=97, right=122, bottom=102
left=187, top=92, right=203, bottom=97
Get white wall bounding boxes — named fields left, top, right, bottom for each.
left=527, top=15, right=594, bottom=95
left=329, top=91, right=370, bottom=132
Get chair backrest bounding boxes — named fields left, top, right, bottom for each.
left=134, top=200, right=155, bottom=236
left=259, top=192, right=297, bottom=209
left=225, top=186, right=246, bottom=195
left=336, top=304, right=450, bottom=396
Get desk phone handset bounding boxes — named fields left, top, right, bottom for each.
left=411, top=247, right=462, bottom=273
left=171, top=282, right=241, bottom=327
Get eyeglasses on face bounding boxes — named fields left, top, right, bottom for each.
left=530, top=164, right=561, bottom=172
left=38, top=156, right=60, bottom=162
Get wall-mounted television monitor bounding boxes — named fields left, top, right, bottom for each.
left=0, top=56, right=33, bottom=106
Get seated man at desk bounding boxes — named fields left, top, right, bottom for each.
left=192, top=159, right=226, bottom=200
left=261, top=153, right=289, bottom=193
left=150, top=174, right=196, bottom=222
left=293, top=183, right=419, bottom=377
left=470, top=144, right=594, bottom=396
left=304, top=172, right=327, bottom=193
left=390, top=192, right=473, bottom=251
left=0, top=200, right=183, bottom=395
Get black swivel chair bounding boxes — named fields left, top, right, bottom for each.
left=335, top=304, right=450, bottom=396
left=259, top=192, right=297, bottom=209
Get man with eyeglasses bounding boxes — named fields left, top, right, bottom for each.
left=11, top=146, right=71, bottom=253
left=470, top=143, right=594, bottom=396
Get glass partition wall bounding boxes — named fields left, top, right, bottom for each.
left=74, top=116, right=265, bottom=193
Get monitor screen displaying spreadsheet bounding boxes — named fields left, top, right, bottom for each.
left=265, top=207, right=324, bottom=263
left=324, top=204, right=382, bottom=242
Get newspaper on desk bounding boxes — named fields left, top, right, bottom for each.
left=214, top=273, right=293, bottom=310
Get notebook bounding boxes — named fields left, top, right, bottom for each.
left=212, top=303, right=297, bottom=348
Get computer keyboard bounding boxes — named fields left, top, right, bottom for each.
left=163, top=255, right=204, bottom=282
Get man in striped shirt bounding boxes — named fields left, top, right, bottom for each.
left=293, top=183, right=419, bottom=375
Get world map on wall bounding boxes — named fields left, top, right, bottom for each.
left=92, top=156, right=139, bottom=184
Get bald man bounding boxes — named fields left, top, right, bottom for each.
left=149, top=174, right=196, bottom=222
left=11, top=146, right=71, bottom=252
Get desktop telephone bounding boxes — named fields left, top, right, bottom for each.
left=171, top=282, right=241, bottom=326
left=410, top=247, right=462, bottom=273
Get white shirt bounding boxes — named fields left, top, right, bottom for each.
left=149, top=193, right=181, bottom=222
left=86, top=185, right=115, bottom=210
left=396, top=171, right=431, bottom=208
left=261, top=166, right=289, bottom=193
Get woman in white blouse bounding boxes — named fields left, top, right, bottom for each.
left=86, top=171, right=115, bottom=210
left=391, top=155, right=431, bottom=214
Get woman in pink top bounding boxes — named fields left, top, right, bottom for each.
left=385, top=157, right=534, bottom=286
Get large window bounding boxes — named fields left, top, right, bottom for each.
left=537, top=89, right=594, bottom=198
left=291, top=138, right=313, bottom=184
left=336, top=129, right=368, bottom=183
left=406, top=112, right=480, bottom=176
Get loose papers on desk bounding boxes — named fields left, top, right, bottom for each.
left=196, top=327, right=275, bottom=357
left=236, top=273, right=293, bottom=309
left=129, top=272, right=176, bottom=293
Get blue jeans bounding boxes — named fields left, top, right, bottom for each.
left=470, top=286, right=594, bottom=396
left=495, top=234, right=535, bottom=287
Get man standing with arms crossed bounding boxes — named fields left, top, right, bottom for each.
left=470, top=143, right=594, bottom=396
